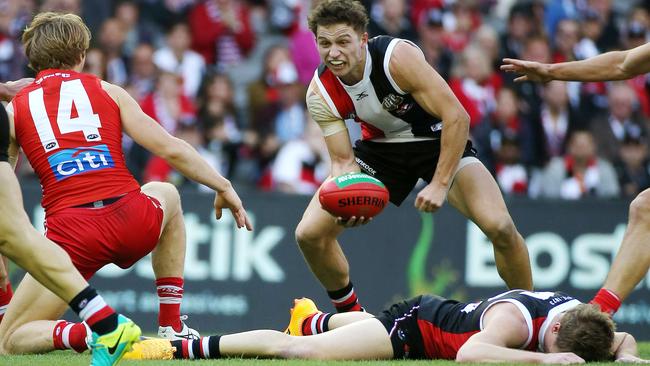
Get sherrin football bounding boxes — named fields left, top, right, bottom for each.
left=319, top=172, right=390, bottom=219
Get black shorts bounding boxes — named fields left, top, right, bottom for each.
left=375, top=295, right=427, bottom=359
left=353, top=139, right=477, bottom=205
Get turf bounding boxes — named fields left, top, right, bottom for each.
left=4, top=342, right=650, bottom=365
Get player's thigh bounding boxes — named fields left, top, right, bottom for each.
left=0, top=166, right=31, bottom=237
left=141, top=181, right=181, bottom=228
left=447, top=161, right=512, bottom=224
left=0, top=274, right=67, bottom=344
left=301, top=318, right=393, bottom=360
left=295, top=190, right=345, bottom=242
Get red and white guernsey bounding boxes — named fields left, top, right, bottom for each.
left=307, top=36, right=443, bottom=142
left=12, top=69, right=140, bottom=214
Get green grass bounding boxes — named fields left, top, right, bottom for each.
left=4, top=343, right=650, bottom=366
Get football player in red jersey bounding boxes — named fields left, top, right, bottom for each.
left=125, top=290, right=647, bottom=363
left=501, top=43, right=650, bottom=316
left=0, top=12, right=252, bottom=357
left=0, top=88, right=141, bottom=366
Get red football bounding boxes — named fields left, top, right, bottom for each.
left=319, top=172, right=390, bottom=219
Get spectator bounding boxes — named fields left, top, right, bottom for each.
left=196, top=73, right=242, bottom=178
left=0, top=5, right=27, bottom=81
left=615, top=133, right=650, bottom=198
left=247, top=45, right=293, bottom=121
left=153, top=22, right=206, bottom=99
left=590, top=83, right=648, bottom=163
left=114, top=0, right=156, bottom=58
left=499, top=3, right=535, bottom=62
left=552, top=19, right=579, bottom=63
left=520, top=80, right=580, bottom=167
left=188, top=0, right=255, bottom=69
left=538, top=130, right=620, bottom=199
left=367, top=0, right=417, bottom=41
left=450, top=45, right=501, bottom=129
left=495, top=132, right=529, bottom=197
left=128, top=43, right=157, bottom=100
left=417, top=7, right=453, bottom=81
left=98, top=18, right=128, bottom=85
left=270, top=118, right=330, bottom=194
left=82, top=48, right=106, bottom=79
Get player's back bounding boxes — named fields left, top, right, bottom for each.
left=12, top=69, right=140, bottom=214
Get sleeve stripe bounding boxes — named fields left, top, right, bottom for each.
left=313, top=69, right=342, bottom=119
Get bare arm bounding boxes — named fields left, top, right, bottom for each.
left=103, top=82, right=252, bottom=230
left=0, top=78, right=34, bottom=102
left=611, top=332, right=649, bottom=363
left=324, top=129, right=359, bottom=177
left=390, top=41, right=470, bottom=211
left=501, top=43, right=650, bottom=82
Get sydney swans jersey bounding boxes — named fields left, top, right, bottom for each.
left=307, top=36, right=443, bottom=142
left=12, top=69, right=139, bottom=213
left=416, top=290, right=581, bottom=359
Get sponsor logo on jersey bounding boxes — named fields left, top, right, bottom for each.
left=355, top=91, right=369, bottom=101
left=47, top=144, right=115, bottom=180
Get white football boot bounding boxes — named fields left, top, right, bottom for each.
left=157, top=315, right=200, bottom=341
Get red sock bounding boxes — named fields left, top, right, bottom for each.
left=52, top=321, right=89, bottom=353
left=590, top=288, right=622, bottom=316
left=156, top=277, right=184, bottom=331
left=327, top=282, right=363, bottom=313
left=0, top=282, right=12, bottom=323
left=301, top=312, right=332, bottom=335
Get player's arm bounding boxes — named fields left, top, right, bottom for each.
left=456, top=303, right=584, bottom=364
left=389, top=41, right=469, bottom=211
left=501, top=43, right=650, bottom=82
left=6, top=102, right=20, bottom=169
left=611, top=332, right=649, bottom=363
left=306, top=82, right=359, bottom=177
left=103, top=82, right=252, bottom=230
left=0, top=78, right=34, bottom=102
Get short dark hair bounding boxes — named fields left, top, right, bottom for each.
left=556, top=304, right=615, bottom=362
left=308, top=0, right=369, bottom=36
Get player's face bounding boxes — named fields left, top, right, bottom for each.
left=316, top=23, right=368, bottom=83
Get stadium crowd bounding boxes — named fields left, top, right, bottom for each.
left=4, top=0, right=650, bottom=200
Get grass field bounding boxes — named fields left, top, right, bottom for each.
left=4, top=342, right=650, bottom=366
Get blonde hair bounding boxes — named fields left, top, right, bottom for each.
left=22, top=12, right=91, bottom=72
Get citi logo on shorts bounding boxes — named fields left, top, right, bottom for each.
left=47, top=144, right=115, bottom=180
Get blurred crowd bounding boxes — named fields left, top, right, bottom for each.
left=5, top=0, right=650, bottom=200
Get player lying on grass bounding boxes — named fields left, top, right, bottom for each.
left=500, top=42, right=650, bottom=317
left=125, top=289, right=646, bottom=363
left=0, top=96, right=140, bottom=365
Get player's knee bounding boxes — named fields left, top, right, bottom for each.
left=629, top=190, right=650, bottom=223
left=295, top=223, right=325, bottom=250
left=143, top=181, right=181, bottom=213
left=482, top=216, right=517, bottom=249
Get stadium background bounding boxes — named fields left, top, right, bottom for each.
left=3, top=0, right=650, bottom=339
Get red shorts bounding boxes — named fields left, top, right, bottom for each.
left=45, top=190, right=164, bottom=279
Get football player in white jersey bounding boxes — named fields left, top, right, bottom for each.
left=501, top=42, right=650, bottom=316
left=293, top=0, right=533, bottom=314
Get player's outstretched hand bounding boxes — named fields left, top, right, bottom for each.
left=214, top=186, right=253, bottom=231
left=616, top=355, right=650, bottom=363
left=0, top=78, right=34, bottom=101
left=335, top=216, right=372, bottom=227
left=500, top=58, right=552, bottom=83
left=415, top=182, right=447, bottom=213
left=542, top=352, right=586, bottom=364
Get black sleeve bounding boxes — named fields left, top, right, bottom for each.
left=0, top=105, right=9, bottom=162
